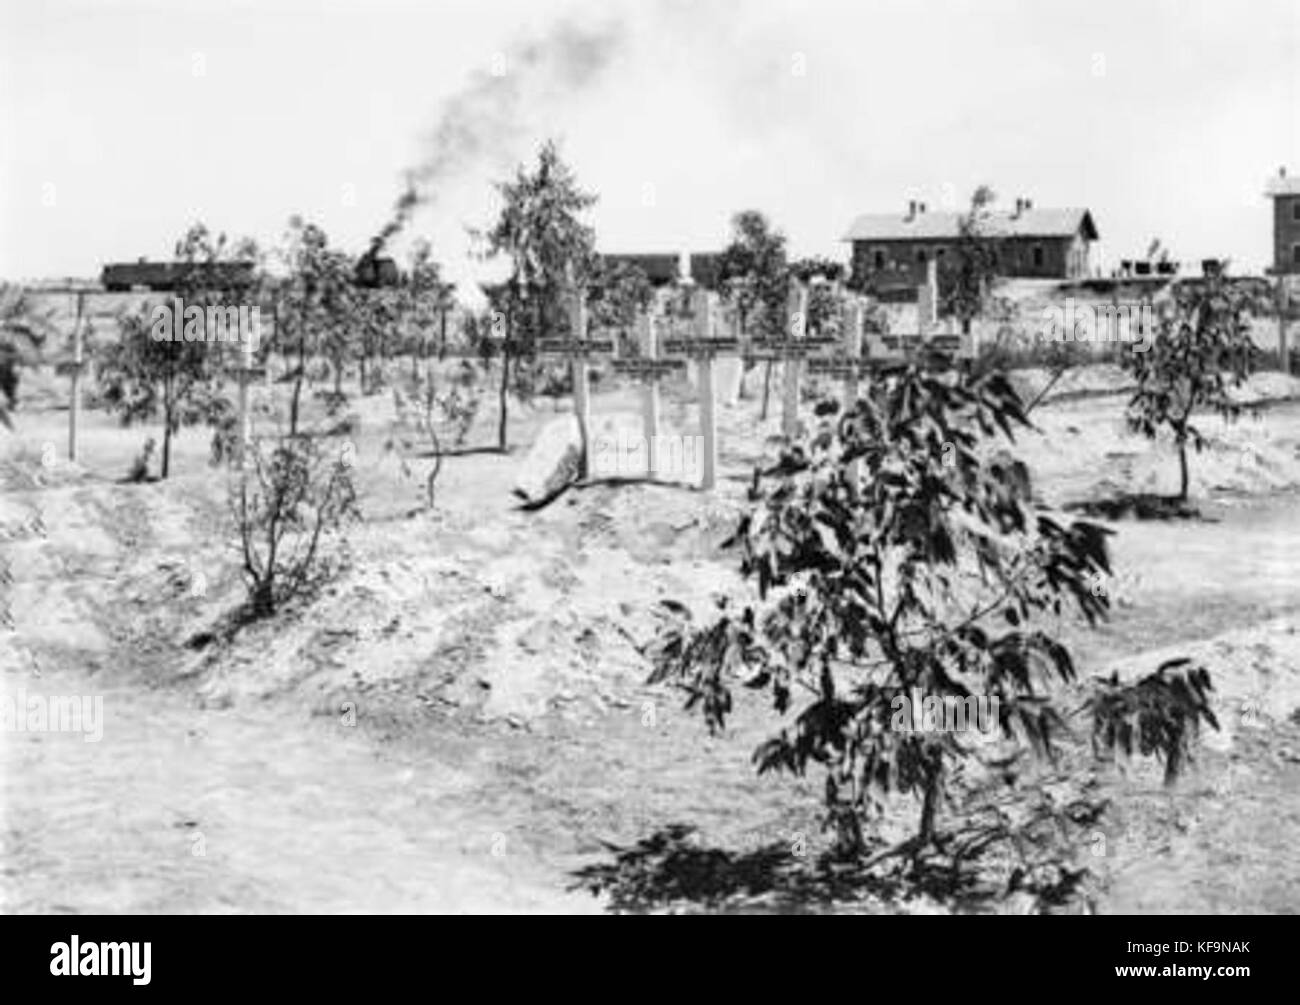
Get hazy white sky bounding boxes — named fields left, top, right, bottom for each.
left=2, top=0, right=1296, bottom=295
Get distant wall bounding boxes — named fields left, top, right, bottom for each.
left=1274, top=195, right=1300, bottom=275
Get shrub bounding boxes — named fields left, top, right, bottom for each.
left=386, top=362, right=483, bottom=508
left=648, top=362, right=1217, bottom=881
left=233, top=434, right=359, bottom=618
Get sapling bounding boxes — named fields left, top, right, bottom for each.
left=648, top=361, right=1218, bottom=888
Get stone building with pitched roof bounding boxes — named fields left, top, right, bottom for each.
left=843, top=198, right=1099, bottom=295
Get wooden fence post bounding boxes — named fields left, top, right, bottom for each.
left=695, top=289, right=718, bottom=490
left=782, top=283, right=808, bottom=438
left=570, top=290, right=591, bottom=478
left=68, top=291, right=84, bottom=462
left=640, top=312, right=662, bottom=478
left=841, top=297, right=865, bottom=496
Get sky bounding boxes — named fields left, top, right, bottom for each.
left=1, top=0, right=1297, bottom=299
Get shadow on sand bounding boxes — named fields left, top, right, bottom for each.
left=1063, top=492, right=1211, bottom=522
left=568, top=823, right=1091, bottom=915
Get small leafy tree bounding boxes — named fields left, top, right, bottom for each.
left=648, top=363, right=1218, bottom=880
left=385, top=361, right=482, bottom=510
left=941, top=186, right=1002, bottom=336
left=96, top=224, right=259, bottom=477
left=402, top=239, right=455, bottom=373
left=719, top=211, right=789, bottom=337
left=0, top=283, right=55, bottom=428
left=273, top=217, right=360, bottom=433
left=96, top=311, right=214, bottom=480
left=476, top=140, right=598, bottom=452
left=234, top=434, right=359, bottom=619
left=589, top=258, right=653, bottom=354
left=1122, top=272, right=1260, bottom=501
left=356, top=285, right=402, bottom=395
left=717, top=211, right=789, bottom=416
left=803, top=280, right=845, bottom=339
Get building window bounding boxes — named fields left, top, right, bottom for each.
left=915, top=249, right=928, bottom=264
left=1293, top=243, right=1300, bottom=268
left=1293, top=202, right=1300, bottom=222
left=873, top=249, right=885, bottom=270
left=1032, top=244, right=1045, bottom=269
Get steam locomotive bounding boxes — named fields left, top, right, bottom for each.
left=353, top=252, right=401, bottom=288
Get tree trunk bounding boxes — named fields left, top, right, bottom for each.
left=289, top=335, right=305, bottom=436
left=761, top=361, right=773, bottom=420
left=918, top=757, right=942, bottom=847
left=161, top=377, right=173, bottom=479
left=1178, top=440, right=1189, bottom=502
left=252, top=578, right=274, bottom=619
left=438, top=309, right=448, bottom=361
left=496, top=354, right=510, bottom=451
left=496, top=323, right=512, bottom=453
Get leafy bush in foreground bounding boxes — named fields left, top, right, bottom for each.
left=648, top=362, right=1218, bottom=876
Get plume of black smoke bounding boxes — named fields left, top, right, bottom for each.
left=369, top=15, right=626, bottom=258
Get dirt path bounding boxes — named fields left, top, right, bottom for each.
left=0, top=471, right=598, bottom=914
left=1, top=658, right=597, bottom=914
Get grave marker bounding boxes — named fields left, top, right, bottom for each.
left=661, top=289, right=739, bottom=490
left=68, top=291, right=85, bottom=462
left=222, top=345, right=267, bottom=470
left=535, top=291, right=614, bottom=479
left=610, top=311, right=685, bottom=480
left=870, top=264, right=971, bottom=363
left=918, top=257, right=938, bottom=332
left=745, top=283, right=838, bottom=438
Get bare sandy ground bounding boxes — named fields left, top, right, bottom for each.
left=3, top=363, right=1300, bottom=913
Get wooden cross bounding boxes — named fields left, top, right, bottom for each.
left=535, top=291, right=614, bottom=479
left=224, top=347, right=267, bottom=469
left=69, top=290, right=84, bottom=461
left=609, top=311, right=685, bottom=480
left=802, top=299, right=868, bottom=400
left=41, top=288, right=90, bottom=462
left=1278, top=275, right=1292, bottom=377
left=744, top=283, right=838, bottom=438
left=918, top=257, right=939, bottom=332
left=868, top=258, right=973, bottom=361
left=874, top=332, right=972, bottom=361
left=660, top=289, right=738, bottom=490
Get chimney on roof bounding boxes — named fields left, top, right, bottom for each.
left=906, top=199, right=918, bottom=221
left=1282, top=166, right=1288, bottom=179
left=917, top=201, right=927, bottom=214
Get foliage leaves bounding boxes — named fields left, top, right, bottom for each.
left=1121, top=271, right=1261, bottom=499
left=233, top=433, right=359, bottom=619
left=647, top=359, right=1218, bottom=861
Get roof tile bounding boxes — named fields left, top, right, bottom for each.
left=843, top=208, right=1097, bottom=242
